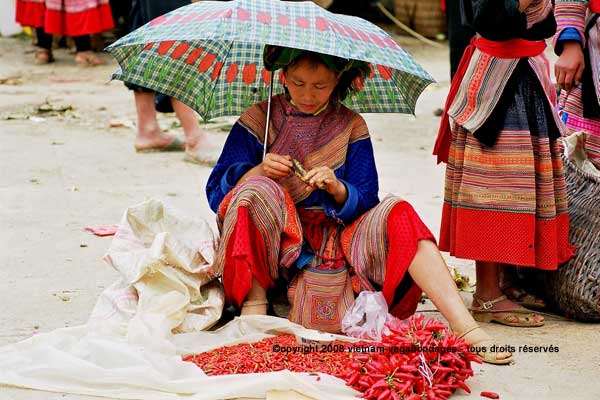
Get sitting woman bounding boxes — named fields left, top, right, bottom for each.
left=206, top=46, right=512, bottom=364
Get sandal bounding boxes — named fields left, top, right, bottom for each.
left=502, top=286, right=546, bottom=310
left=471, top=295, right=544, bottom=327
left=35, top=48, right=54, bottom=64
left=457, top=325, right=513, bottom=365
left=240, top=299, right=269, bottom=316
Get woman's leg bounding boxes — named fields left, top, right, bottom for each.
left=342, top=197, right=511, bottom=364
left=407, top=241, right=512, bottom=363
left=214, top=176, right=302, bottom=313
left=133, top=91, right=185, bottom=151
left=170, top=98, right=218, bottom=163
left=34, top=28, right=53, bottom=64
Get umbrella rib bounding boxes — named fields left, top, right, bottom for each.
left=203, top=40, right=235, bottom=121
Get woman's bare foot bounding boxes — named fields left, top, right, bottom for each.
left=35, top=48, right=54, bottom=64
left=457, top=325, right=513, bottom=365
left=74, top=51, right=105, bottom=66
left=134, top=128, right=185, bottom=152
left=183, top=133, right=220, bottom=165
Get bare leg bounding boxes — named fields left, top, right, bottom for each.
left=473, top=261, right=544, bottom=325
left=240, top=277, right=268, bottom=315
left=133, top=92, right=181, bottom=151
left=408, top=240, right=512, bottom=363
left=171, top=98, right=216, bottom=157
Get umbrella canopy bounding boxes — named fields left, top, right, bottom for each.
left=106, top=0, right=434, bottom=121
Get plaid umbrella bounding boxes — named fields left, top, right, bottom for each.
left=106, top=0, right=434, bottom=121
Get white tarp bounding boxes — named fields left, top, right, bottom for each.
left=0, top=199, right=358, bottom=400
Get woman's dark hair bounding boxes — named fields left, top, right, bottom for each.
left=283, top=51, right=368, bottom=103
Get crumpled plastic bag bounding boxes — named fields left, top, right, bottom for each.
left=89, top=198, right=224, bottom=338
left=341, top=291, right=392, bottom=342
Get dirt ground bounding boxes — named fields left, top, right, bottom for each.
left=0, top=33, right=599, bottom=400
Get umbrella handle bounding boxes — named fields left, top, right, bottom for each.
left=263, top=72, right=274, bottom=160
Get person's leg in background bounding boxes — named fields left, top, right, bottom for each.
left=34, top=27, right=54, bottom=64
left=132, top=89, right=186, bottom=152
left=171, top=98, right=217, bottom=164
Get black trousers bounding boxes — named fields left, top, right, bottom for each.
left=36, top=28, right=91, bottom=52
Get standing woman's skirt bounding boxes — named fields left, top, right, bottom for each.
left=16, top=0, right=114, bottom=36
left=440, top=60, right=575, bottom=270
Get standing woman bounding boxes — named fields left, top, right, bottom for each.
left=435, top=0, right=576, bottom=327
left=15, top=0, right=114, bottom=65
left=554, top=0, right=600, bottom=170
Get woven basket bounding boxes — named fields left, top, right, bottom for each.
left=394, top=0, right=446, bottom=38
left=543, top=154, right=600, bottom=321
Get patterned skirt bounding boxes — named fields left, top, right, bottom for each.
left=440, top=62, right=575, bottom=270
left=16, top=0, right=114, bottom=36
left=214, top=176, right=434, bottom=331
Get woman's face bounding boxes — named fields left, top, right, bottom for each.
left=284, top=59, right=338, bottom=114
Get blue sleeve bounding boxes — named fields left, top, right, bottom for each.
left=324, top=138, right=379, bottom=224
left=205, top=122, right=263, bottom=212
left=555, top=27, right=583, bottom=55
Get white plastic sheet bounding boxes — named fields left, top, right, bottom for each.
left=0, top=200, right=359, bottom=400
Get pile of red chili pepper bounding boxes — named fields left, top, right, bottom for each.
left=183, top=333, right=355, bottom=376
left=182, top=314, right=480, bottom=400
left=343, top=314, right=481, bottom=400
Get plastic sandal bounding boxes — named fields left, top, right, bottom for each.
left=457, top=325, right=513, bottom=365
left=471, top=295, right=544, bottom=327
left=502, top=286, right=547, bottom=310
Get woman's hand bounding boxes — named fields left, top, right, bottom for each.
left=259, top=153, right=293, bottom=179
left=237, top=153, right=292, bottom=186
left=303, top=166, right=347, bottom=204
left=555, top=42, right=585, bottom=91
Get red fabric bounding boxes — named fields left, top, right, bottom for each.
left=433, top=42, right=476, bottom=164
left=474, top=37, right=546, bottom=59
left=440, top=0, right=446, bottom=13
left=15, top=0, right=45, bottom=27
left=381, top=202, right=435, bottom=319
left=298, top=209, right=345, bottom=270
left=591, top=0, right=600, bottom=13
left=439, top=204, right=575, bottom=270
left=222, top=206, right=273, bottom=306
left=434, top=37, right=547, bottom=164
left=15, top=0, right=114, bottom=36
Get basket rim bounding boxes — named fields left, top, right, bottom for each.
left=561, top=153, right=600, bottom=184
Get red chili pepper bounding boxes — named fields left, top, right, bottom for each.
left=480, top=391, right=500, bottom=399
left=457, top=381, right=471, bottom=394
left=377, top=389, right=391, bottom=400
left=370, top=378, right=389, bottom=391
left=347, top=371, right=360, bottom=386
